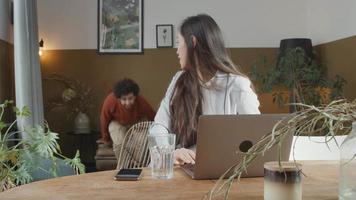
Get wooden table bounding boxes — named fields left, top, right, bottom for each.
left=0, top=161, right=339, bottom=200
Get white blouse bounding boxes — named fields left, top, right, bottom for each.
left=150, top=70, right=261, bottom=136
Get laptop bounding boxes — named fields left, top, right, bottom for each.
left=181, top=114, right=293, bottom=180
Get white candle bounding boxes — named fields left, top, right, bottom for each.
left=264, top=161, right=302, bottom=200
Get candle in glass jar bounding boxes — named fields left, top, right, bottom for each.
left=264, top=161, right=302, bottom=200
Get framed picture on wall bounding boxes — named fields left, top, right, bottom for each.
left=156, top=24, right=173, bottom=48
left=98, top=0, right=144, bottom=54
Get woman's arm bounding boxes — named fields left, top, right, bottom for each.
left=232, top=76, right=261, bottom=114
left=236, top=90, right=261, bottom=114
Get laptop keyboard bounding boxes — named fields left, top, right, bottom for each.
left=182, top=163, right=195, bottom=173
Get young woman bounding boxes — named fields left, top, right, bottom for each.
left=151, top=14, right=260, bottom=166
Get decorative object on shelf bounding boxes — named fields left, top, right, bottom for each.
left=0, top=100, right=85, bottom=192
left=339, top=121, right=356, bottom=199
left=264, top=161, right=302, bottom=200
left=156, top=24, right=174, bottom=48
left=74, top=112, right=91, bottom=134
left=44, top=74, right=93, bottom=133
left=98, top=0, right=144, bottom=54
left=204, top=99, right=356, bottom=199
left=250, top=38, right=346, bottom=112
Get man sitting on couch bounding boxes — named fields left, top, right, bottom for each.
left=98, top=78, right=156, bottom=162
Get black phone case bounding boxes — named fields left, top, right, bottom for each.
left=114, top=169, right=142, bottom=181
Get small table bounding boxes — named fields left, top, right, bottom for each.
left=0, top=161, right=339, bottom=199
left=66, top=130, right=99, bottom=167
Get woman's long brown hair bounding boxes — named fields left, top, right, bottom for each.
left=170, top=14, right=249, bottom=147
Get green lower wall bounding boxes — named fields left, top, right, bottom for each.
left=316, top=35, right=356, bottom=101
left=0, top=39, right=14, bottom=122
left=39, top=39, right=356, bottom=161
left=40, top=48, right=279, bottom=133
left=39, top=47, right=280, bottom=161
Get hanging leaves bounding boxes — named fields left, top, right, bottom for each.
left=0, top=102, right=86, bottom=192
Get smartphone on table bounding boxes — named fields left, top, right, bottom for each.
left=114, top=168, right=143, bottom=181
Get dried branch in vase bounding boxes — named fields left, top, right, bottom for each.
left=205, top=99, right=356, bottom=200
left=43, top=74, right=93, bottom=118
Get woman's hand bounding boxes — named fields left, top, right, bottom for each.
left=173, top=148, right=196, bottom=165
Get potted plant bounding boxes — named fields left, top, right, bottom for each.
left=44, top=74, right=93, bottom=134
left=250, top=47, right=346, bottom=111
left=204, top=99, right=356, bottom=199
left=0, top=100, right=85, bottom=192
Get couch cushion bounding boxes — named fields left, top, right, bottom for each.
left=95, top=142, right=117, bottom=170
left=96, top=159, right=117, bottom=171
left=96, top=144, right=115, bottom=157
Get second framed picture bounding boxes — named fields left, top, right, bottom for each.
left=156, top=24, right=173, bottom=48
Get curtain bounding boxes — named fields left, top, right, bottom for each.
left=13, top=0, right=44, bottom=136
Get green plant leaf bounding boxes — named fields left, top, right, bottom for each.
left=11, top=164, right=33, bottom=185
left=0, top=122, right=6, bottom=133
left=13, top=106, right=31, bottom=118
left=1, top=100, right=86, bottom=191
left=64, top=150, right=85, bottom=175
left=0, top=144, right=8, bottom=164
left=32, top=127, right=59, bottom=158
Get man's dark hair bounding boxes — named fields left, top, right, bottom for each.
left=113, top=78, right=140, bottom=98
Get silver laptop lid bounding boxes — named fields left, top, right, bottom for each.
left=192, top=114, right=292, bottom=180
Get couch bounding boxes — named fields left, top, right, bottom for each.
left=94, top=142, right=117, bottom=171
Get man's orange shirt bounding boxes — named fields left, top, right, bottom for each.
left=100, top=93, right=156, bottom=141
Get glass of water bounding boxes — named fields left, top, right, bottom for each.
left=148, top=133, right=176, bottom=179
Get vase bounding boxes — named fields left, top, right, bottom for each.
left=74, top=112, right=90, bottom=134
left=264, top=161, right=302, bottom=200
left=339, top=122, right=356, bottom=199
